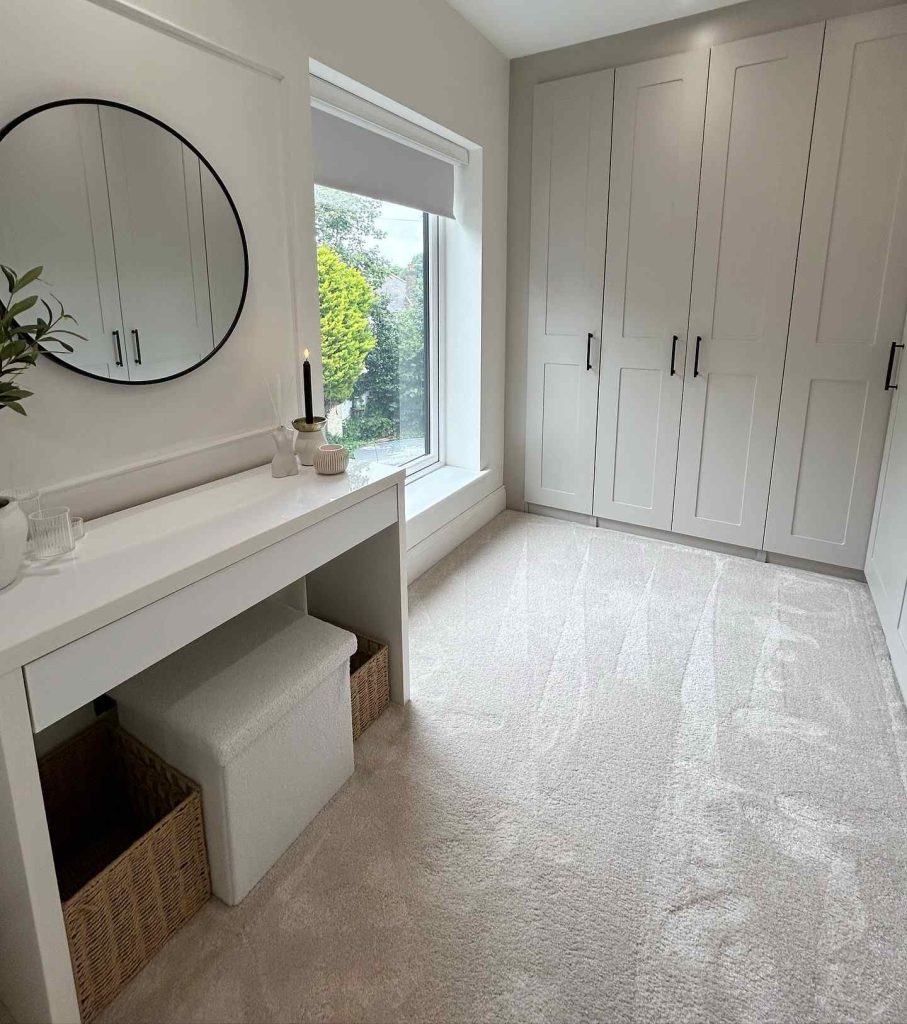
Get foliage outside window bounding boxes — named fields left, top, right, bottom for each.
left=314, top=185, right=432, bottom=468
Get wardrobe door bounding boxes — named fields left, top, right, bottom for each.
left=765, top=6, right=907, bottom=568
left=866, top=364, right=907, bottom=691
left=0, top=104, right=127, bottom=380
left=672, top=24, right=823, bottom=547
left=524, top=71, right=613, bottom=513
left=592, top=51, right=708, bottom=530
left=100, top=106, right=215, bottom=382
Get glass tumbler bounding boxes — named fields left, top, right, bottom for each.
left=13, top=490, right=41, bottom=548
left=29, top=506, right=75, bottom=559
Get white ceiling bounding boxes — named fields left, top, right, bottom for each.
left=446, top=0, right=744, bottom=58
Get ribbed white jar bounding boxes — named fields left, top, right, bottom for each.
left=313, top=444, right=349, bottom=476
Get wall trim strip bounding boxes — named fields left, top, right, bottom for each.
left=84, top=0, right=285, bottom=81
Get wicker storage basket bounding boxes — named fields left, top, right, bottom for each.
left=38, top=720, right=211, bottom=1022
left=349, top=634, right=389, bottom=739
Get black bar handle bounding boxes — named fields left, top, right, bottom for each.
left=670, top=335, right=678, bottom=376
left=131, top=328, right=143, bottom=366
left=586, top=332, right=593, bottom=371
left=693, top=336, right=702, bottom=378
left=884, top=341, right=904, bottom=391
left=112, top=330, right=123, bottom=367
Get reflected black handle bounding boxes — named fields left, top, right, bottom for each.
left=131, top=328, right=142, bottom=366
left=586, top=332, right=593, bottom=371
left=670, top=335, right=678, bottom=376
left=693, top=336, right=702, bottom=378
left=885, top=341, right=903, bottom=391
left=112, top=330, right=123, bottom=367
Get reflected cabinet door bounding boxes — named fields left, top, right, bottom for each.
left=0, top=104, right=128, bottom=380
left=99, top=106, right=216, bottom=382
left=524, top=70, right=613, bottom=514
left=672, top=24, right=823, bottom=548
left=592, top=51, right=708, bottom=530
left=765, top=6, right=907, bottom=568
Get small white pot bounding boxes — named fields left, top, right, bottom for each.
left=313, top=444, right=350, bottom=476
left=0, top=498, right=28, bottom=590
left=292, top=416, right=327, bottom=467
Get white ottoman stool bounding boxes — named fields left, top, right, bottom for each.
left=113, top=599, right=357, bottom=905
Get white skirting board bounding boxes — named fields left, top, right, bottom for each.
left=407, top=486, right=506, bottom=582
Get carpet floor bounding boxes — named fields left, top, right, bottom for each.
left=99, top=510, right=907, bottom=1023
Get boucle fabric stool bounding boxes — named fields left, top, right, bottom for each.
left=113, top=599, right=357, bottom=905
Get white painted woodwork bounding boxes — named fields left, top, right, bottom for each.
left=765, top=5, right=907, bottom=568
left=0, top=463, right=404, bottom=680
left=308, top=479, right=411, bottom=704
left=593, top=50, right=708, bottom=529
left=0, top=104, right=128, bottom=381
left=0, top=462, right=409, bottom=1021
left=866, top=342, right=907, bottom=695
left=524, top=70, right=613, bottom=514
left=672, top=24, right=823, bottom=547
left=24, top=488, right=397, bottom=731
left=100, top=105, right=215, bottom=381
left=0, top=669, right=80, bottom=1024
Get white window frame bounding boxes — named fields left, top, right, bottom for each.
left=405, top=213, right=445, bottom=480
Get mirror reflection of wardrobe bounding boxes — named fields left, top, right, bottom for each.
left=0, top=103, right=245, bottom=382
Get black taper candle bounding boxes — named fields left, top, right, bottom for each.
left=303, top=349, right=314, bottom=424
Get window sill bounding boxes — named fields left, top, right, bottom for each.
left=405, top=465, right=493, bottom=550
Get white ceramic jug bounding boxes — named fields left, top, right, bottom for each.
left=0, top=497, right=28, bottom=590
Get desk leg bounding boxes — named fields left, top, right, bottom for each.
left=0, top=668, right=79, bottom=1023
left=306, top=483, right=410, bottom=704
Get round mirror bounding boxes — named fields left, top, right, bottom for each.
left=0, top=100, right=248, bottom=384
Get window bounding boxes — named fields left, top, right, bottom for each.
left=314, top=184, right=441, bottom=474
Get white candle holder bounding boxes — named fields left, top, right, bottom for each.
left=292, top=417, right=327, bottom=466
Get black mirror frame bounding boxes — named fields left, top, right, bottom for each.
left=0, top=97, right=250, bottom=386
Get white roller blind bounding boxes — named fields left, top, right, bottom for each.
left=310, top=90, right=462, bottom=219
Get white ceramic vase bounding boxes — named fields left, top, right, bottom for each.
left=0, top=498, right=28, bottom=590
left=292, top=417, right=327, bottom=467
left=270, top=426, right=299, bottom=478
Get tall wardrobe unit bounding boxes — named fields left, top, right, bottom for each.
left=524, top=5, right=907, bottom=570
left=867, top=348, right=907, bottom=693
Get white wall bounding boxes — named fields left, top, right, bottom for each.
left=0, top=0, right=509, bottom=519
left=504, top=0, right=905, bottom=509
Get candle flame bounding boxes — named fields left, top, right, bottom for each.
left=304, top=348, right=310, bottom=360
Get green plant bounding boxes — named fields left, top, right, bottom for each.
left=1, top=265, right=84, bottom=415
left=316, top=245, right=377, bottom=407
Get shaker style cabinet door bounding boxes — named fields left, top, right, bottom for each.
left=592, top=51, right=708, bottom=530
left=524, top=71, right=613, bottom=513
left=0, top=104, right=128, bottom=380
left=866, top=321, right=907, bottom=691
left=672, top=24, right=823, bottom=547
left=100, top=106, right=216, bottom=382
left=765, top=6, right=907, bottom=568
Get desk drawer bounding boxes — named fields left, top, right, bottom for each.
left=25, top=488, right=397, bottom=732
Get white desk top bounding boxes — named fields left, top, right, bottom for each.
left=0, top=461, right=403, bottom=676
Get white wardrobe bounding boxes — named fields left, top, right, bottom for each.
left=866, top=317, right=907, bottom=692
left=524, top=5, right=907, bottom=569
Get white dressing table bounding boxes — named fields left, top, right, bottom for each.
left=0, top=462, right=409, bottom=1024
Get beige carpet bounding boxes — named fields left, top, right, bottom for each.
left=99, top=510, right=907, bottom=1023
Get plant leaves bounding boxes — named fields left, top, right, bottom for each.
left=48, top=328, right=87, bottom=340
left=12, top=266, right=42, bottom=293
left=0, top=385, right=33, bottom=401
left=5, top=295, right=38, bottom=320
